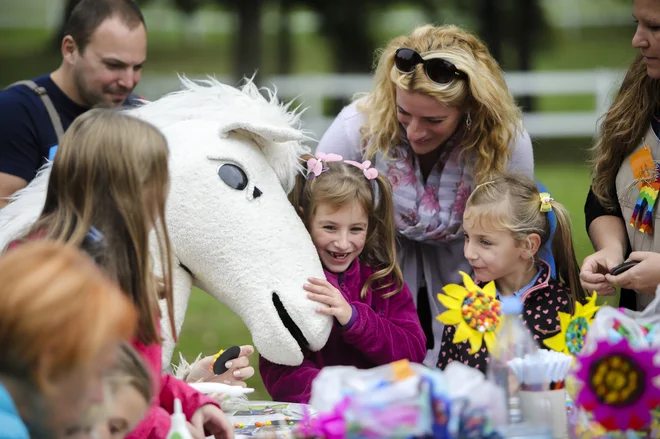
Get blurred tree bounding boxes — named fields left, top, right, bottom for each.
left=445, top=0, right=552, bottom=111
left=228, top=0, right=263, bottom=81
left=207, top=0, right=264, bottom=82
left=295, top=0, right=375, bottom=74
left=297, top=0, right=434, bottom=74
left=514, top=0, right=543, bottom=111
left=277, top=0, right=292, bottom=75
left=171, top=0, right=202, bottom=15
left=287, top=0, right=435, bottom=113
left=478, top=0, right=502, bottom=62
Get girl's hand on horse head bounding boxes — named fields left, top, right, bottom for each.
left=304, top=277, right=352, bottom=326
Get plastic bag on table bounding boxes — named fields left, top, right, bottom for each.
left=306, top=360, right=506, bottom=439
left=308, top=360, right=439, bottom=438
left=584, top=300, right=660, bottom=354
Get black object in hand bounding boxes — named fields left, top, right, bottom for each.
left=609, top=261, right=639, bottom=276
left=212, top=345, right=241, bottom=375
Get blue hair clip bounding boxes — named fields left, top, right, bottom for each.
left=81, top=225, right=106, bottom=258
left=83, top=225, right=104, bottom=244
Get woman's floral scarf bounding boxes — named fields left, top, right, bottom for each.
left=374, top=127, right=473, bottom=244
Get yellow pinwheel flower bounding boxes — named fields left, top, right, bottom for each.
left=436, top=271, right=501, bottom=354
left=543, top=293, right=600, bottom=356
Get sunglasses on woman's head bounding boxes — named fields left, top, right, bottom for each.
left=394, top=48, right=466, bottom=84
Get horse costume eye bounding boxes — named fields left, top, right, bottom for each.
left=217, top=164, right=248, bottom=190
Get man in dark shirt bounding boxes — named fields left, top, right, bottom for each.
left=0, top=0, right=147, bottom=207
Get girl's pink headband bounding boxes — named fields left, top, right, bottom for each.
left=306, top=152, right=378, bottom=180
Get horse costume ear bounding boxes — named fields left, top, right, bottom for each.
left=219, top=120, right=310, bottom=194
left=220, top=121, right=303, bottom=147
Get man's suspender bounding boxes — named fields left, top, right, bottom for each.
left=5, top=80, right=65, bottom=144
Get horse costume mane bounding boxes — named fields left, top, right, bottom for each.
left=131, top=77, right=308, bottom=193
left=0, top=77, right=333, bottom=367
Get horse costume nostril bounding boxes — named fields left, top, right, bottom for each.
left=272, top=292, right=309, bottom=351
left=253, top=187, right=262, bottom=198
left=179, top=262, right=194, bottom=278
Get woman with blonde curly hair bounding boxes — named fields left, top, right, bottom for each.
left=317, top=24, right=533, bottom=364
left=581, top=0, right=660, bottom=311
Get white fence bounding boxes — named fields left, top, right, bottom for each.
left=136, top=69, right=625, bottom=141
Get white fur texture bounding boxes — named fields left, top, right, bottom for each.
left=0, top=77, right=332, bottom=367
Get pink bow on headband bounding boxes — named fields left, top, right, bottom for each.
left=345, top=160, right=379, bottom=180
left=307, top=152, right=343, bottom=178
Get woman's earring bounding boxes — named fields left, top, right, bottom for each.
left=465, top=111, right=472, bottom=130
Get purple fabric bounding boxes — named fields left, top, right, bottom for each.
left=259, top=260, right=427, bottom=403
left=341, top=305, right=359, bottom=331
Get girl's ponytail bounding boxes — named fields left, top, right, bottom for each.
left=360, top=173, right=403, bottom=299
left=288, top=154, right=313, bottom=222
left=549, top=200, right=588, bottom=310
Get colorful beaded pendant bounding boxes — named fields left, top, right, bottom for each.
left=629, top=146, right=660, bottom=234
left=630, top=162, right=660, bottom=234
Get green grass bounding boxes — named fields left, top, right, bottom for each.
left=171, top=289, right=272, bottom=400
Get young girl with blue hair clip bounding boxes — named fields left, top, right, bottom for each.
left=437, top=174, right=588, bottom=373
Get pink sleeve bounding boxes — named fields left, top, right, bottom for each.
left=124, top=406, right=172, bottom=439
left=124, top=376, right=219, bottom=438
left=128, top=338, right=219, bottom=437
left=158, top=374, right=220, bottom=419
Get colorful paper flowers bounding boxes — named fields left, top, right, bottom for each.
left=543, top=293, right=600, bottom=356
left=575, top=339, right=660, bottom=431
left=437, top=271, right=501, bottom=354
left=296, top=398, right=348, bottom=439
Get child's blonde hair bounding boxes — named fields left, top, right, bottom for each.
left=22, top=108, right=175, bottom=346
left=289, top=155, right=403, bottom=298
left=361, top=24, right=522, bottom=185
left=464, top=174, right=587, bottom=309
left=76, top=343, right=152, bottom=434
left=107, top=342, right=152, bottom=403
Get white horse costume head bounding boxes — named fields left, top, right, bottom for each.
left=0, top=77, right=332, bottom=366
